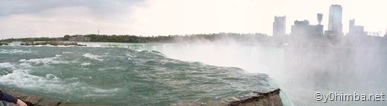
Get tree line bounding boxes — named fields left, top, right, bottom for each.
left=1, top=33, right=270, bottom=43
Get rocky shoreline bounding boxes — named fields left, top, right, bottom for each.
left=20, top=41, right=85, bottom=46
left=170, top=88, right=282, bottom=106
left=1, top=89, right=61, bottom=106
left=2, top=88, right=282, bottom=106
left=0, top=42, right=9, bottom=46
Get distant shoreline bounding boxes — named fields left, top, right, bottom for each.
left=1, top=33, right=387, bottom=48
left=20, top=41, right=86, bottom=46
left=0, top=33, right=286, bottom=47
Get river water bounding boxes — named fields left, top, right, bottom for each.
left=1, top=42, right=385, bottom=106
left=0, top=42, right=289, bottom=105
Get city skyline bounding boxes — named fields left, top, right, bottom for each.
left=0, top=0, right=386, bottom=39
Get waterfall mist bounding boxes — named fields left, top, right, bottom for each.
left=150, top=34, right=387, bottom=106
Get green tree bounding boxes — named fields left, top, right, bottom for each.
left=63, top=35, right=70, bottom=41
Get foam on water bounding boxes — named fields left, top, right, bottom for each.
left=80, top=42, right=105, bottom=48
left=62, top=52, right=73, bottom=54
left=0, top=43, right=286, bottom=105
left=125, top=53, right=135, bottom=60
left=19, top=55, right=67, bottom=65
left=0, top=49, right=32, bottom=54
left=0, top=66, right=119, bottom=97
left=0, top=62, right=15, bottom=69
left=154, top=43, right=271, bottom=74
left=0, top=50, right=119, bottom=98
left=83, top=53, right=104, bottom=61
left=81, top=62, right=91, bottom=66
left=79, top=42, right=272, bottom=74
left=126, top=53, right=134, bottom=58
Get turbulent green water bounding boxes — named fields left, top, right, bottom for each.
left=0, top=43, right=278, bottom=105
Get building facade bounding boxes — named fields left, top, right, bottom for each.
left=290, top=19, right=323, bottom=37
left=328, top=4, right=343, bottom=35
left=348, top=19, right=365, bottom=36
left=273, top=16, right=286, bottom=37
left=291, top=20, right=310, bottom=36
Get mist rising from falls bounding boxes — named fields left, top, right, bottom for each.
left=148, top=35, right=387, bottom=106
left=282, top=35, right=387, bottom=106
left=78, top=34, right=387, bottom=106
left=155, top=43, right=275, bottom=74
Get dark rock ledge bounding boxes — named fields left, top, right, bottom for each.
left=1, top=89, right=61, bottom=106
left=170, top=88, right=283, bottom=106
left=1, top=88, right=282, bottom=106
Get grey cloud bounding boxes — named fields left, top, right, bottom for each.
left=0, top=0, right=143, bottom=16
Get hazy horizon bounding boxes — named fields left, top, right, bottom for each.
left=0, top=0, right=386, bottom=39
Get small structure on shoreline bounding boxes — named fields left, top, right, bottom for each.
left=0, top=42, right=9, bottom=46
left=69, top=36, right=90, bottom=42
left=20, top=41, right=86, bottom=46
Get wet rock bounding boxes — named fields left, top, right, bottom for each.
left=228, top=88, right=282, bottom=106
left=170, top=88, right=283, bottom=106
left=170, top=102, right=205, bottom=106
left=6, top=90, right=29, bottom=100
left=37, top=99, right=61, bottom=106
left=25, top=95, right=42, bottom=105
left=1, top=89, right=61, bottom=106
left=58, top=103, right=109, bottom=106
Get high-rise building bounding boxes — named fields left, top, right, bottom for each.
left=349, top=19, right=355, bottom=29
left=315, top=13, right=324, bottom=36
left=348, top=19, right=365, bottom=36
left=291, top=20, right=310, bottom=36
left=328, top=4, right=343, bottom=34
left=385, top=29, right=387, bottom=37
left=317, top=13, right=323, bottom=25
left=273, top=16, right=286, bottom=37
left=290, top=19, right=323, bottom=37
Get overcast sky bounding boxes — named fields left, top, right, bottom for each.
left=0, top=0, right=386, bottom=39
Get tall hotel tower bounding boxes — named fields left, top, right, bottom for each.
left=328, top=4, right=343, bottom=34
left=273, top=16, right=286, bottom=37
